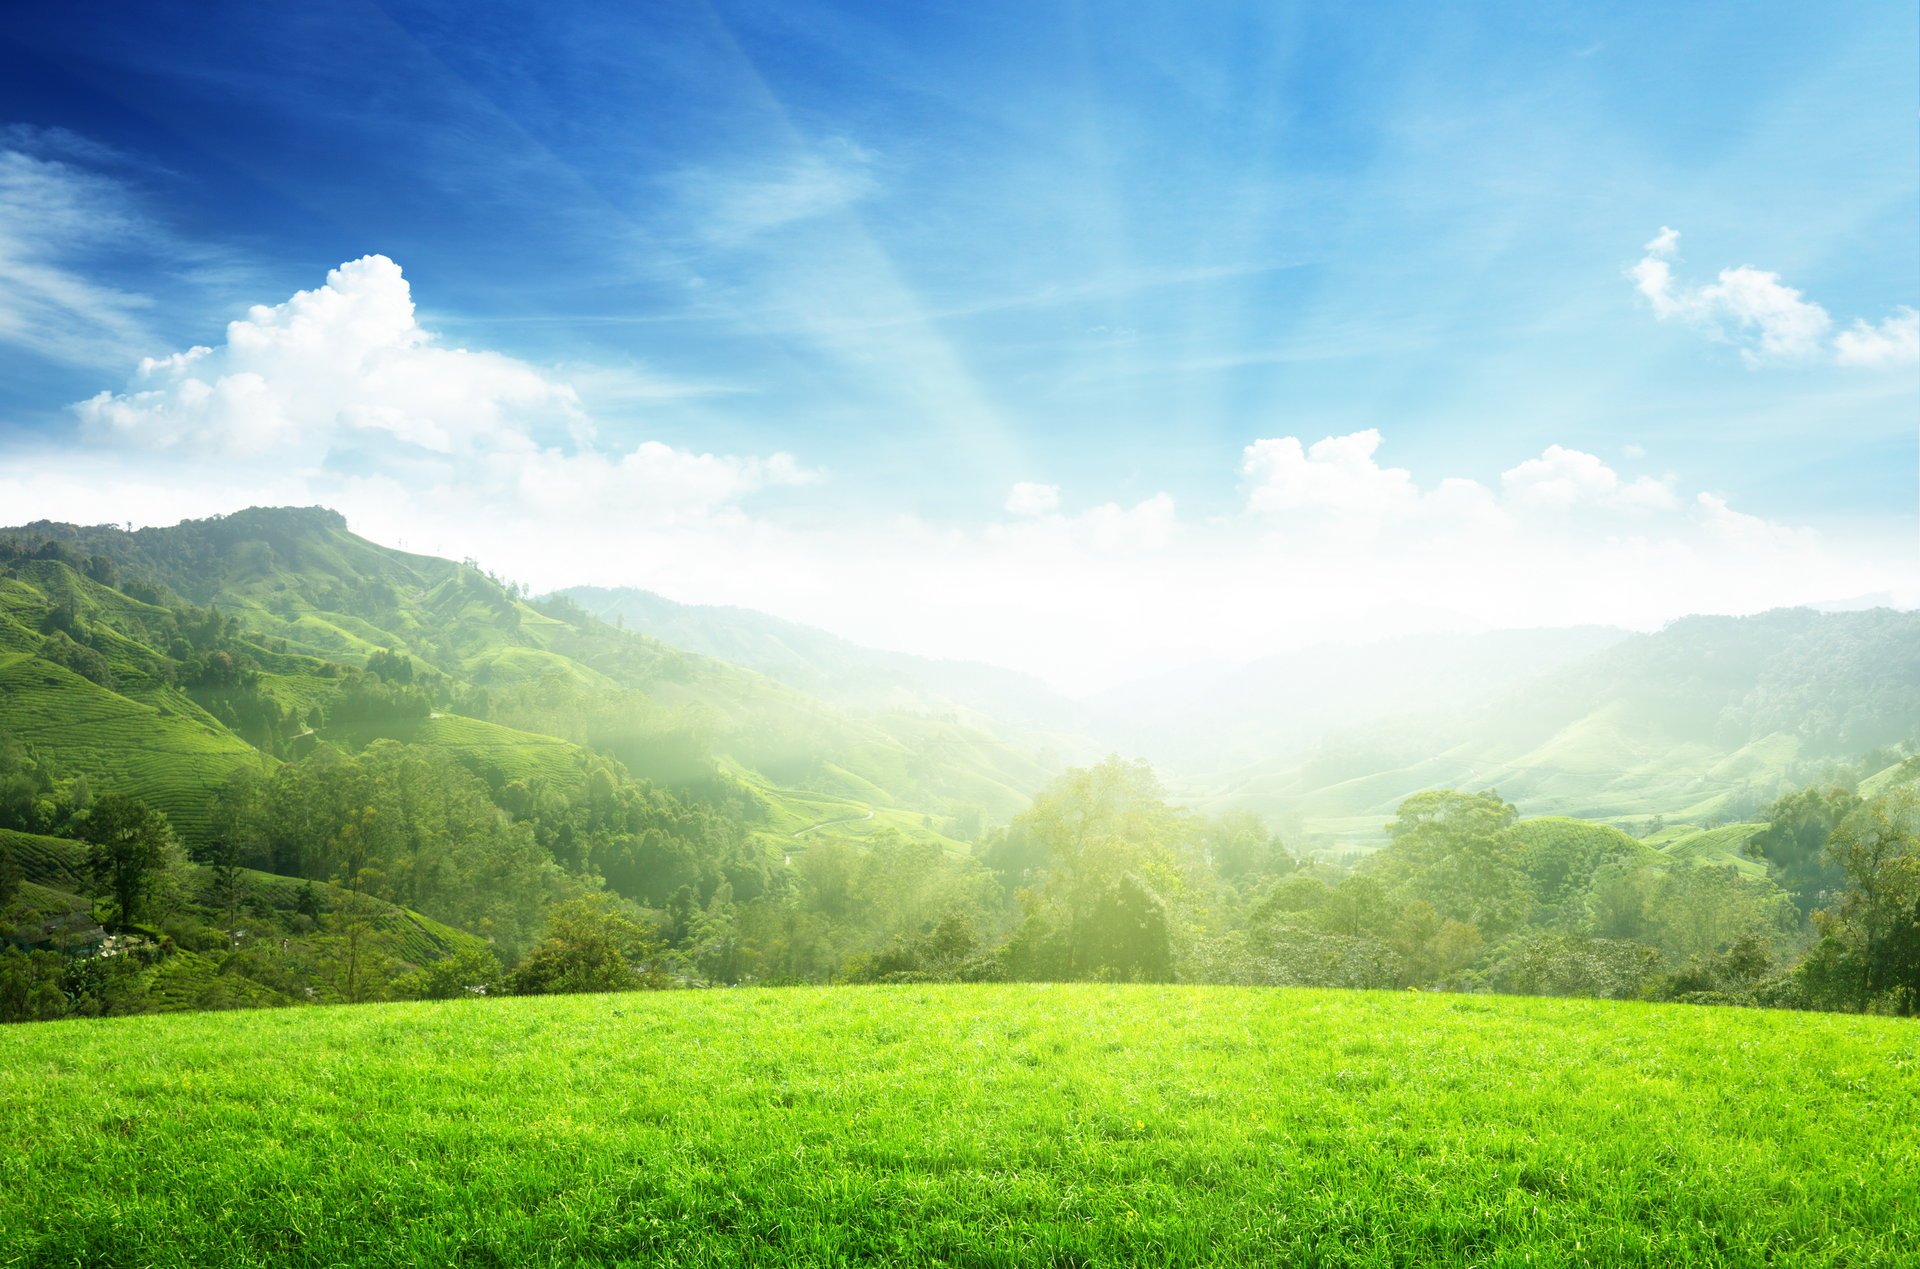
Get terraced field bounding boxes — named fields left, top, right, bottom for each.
left=0, top=653, right=263, bottom=840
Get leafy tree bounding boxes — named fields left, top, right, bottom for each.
left=1379, top=790, right=1532, bottom=935
left=394, top=946, right=503, bottom=1000
left=1200, top=809, right=1293, bottom=883
left=1492, top=933, right=1661, bottom=1000
left=1003, top=758, right=1185, bottom=979
left=0, top=844, right=21, bottom=912
left=1075, top=872, right=1174, bottom=981
left=79, top=795, right=180, bottom=930
left=1312, top=874, right=1393, bottom=938
left=37, top=631, right=116, bottom=690
left=1649, top=864, right=1793, bottom=962
left=0, top=948, right=68, bottom=1023
left=1814, top=787, right=1920, bottom=1011
left=1750, top=786, right=1859, bottom=918
left=510, top=895, right=666, bottom=995
left=1389, top=900, right=1483, bottom=983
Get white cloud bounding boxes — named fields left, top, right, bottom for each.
left=76, top=255, right=584, bottom=458
left=62, top=255, right=817, bottom=535
left=1632, top=227, right=1916, bottom=367
left=1833, top=307, right=1920, bottom=367
left=1004, top=481, right=1061, bottom=516
left=15, top=258, right=1905, bottom=694
left=1694, top=492, right=1812, bottom=549
left=0, top=148, right=157, bottom=365
left=1500, top=445, right=1677, bottom=512
left=510, top=443, right=816, bottom=518
left=1240, top=429, right=1421, bottom=520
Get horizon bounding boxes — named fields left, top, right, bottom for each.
left=4, top=498, right=1914, bottom=701
left=1, top=1, right=1916, bottom=690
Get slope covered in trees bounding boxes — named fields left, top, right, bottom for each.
left=0, top=509, right=1061, bottom=1017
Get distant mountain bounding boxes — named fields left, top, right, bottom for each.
left=555, top=585, right=1094, bottom=738
left=554, top=585, right=1920, bottom=849
left=1202, top=608, right=1920, bottom=847
left=1089, top=626, right=1632, bottom=775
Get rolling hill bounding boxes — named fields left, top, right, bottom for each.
left=1, top=508, right=1064, bottom=834
left=1199, top=608, right=1920, bottom=847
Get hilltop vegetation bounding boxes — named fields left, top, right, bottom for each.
left=2, top=507, right=1918, bottom=1024
left=2, top=984, right=1915, bottom=1266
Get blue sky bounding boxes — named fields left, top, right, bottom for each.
left=0, top=1, right=1914, bottom=687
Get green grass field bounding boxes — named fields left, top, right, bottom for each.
left=2, top=985, right=1914, bottom=1267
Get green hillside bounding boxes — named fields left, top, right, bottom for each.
left=0, top=653, right=262, bottom=840
left=2, top=984, right=1914, bottom=1267
left=0, top=509, right=1066, bottom=1015
left=3, top=510, right=1057, bottom=827
left=559, top=583, right=1085, bottom=733
left=1204, top=609, right=1920, bottom=846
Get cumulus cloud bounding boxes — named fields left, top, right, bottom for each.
left=1240, top=429, right=1421, bottom=520
left=1833, top=307, right=1920, bottom=367
left=77, top=255, right=582, bottom=457
left=1500, top=445, right=1676, bottom=512
left=1004, top=481, right=1060, bottom=516
left=1240, top=431, right=1681, bottom=531
left=1632, top=227, right=1916, bottom=367
left=68, top=255, right=815, bottom=522
left=1694, top=492, right=1812, bottom=550
left=15, top=254, right=1905, bottom=693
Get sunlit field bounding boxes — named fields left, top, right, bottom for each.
left=3, top=984, right=1914, bottom=1267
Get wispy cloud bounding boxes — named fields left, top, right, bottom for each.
left=675, top=138, right=878, bottom=246
left=0, top=147, right=159, bottom=366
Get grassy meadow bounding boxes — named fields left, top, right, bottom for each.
left=2, top=984, right=1915, bottom=1267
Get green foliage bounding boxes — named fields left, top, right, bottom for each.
left=393, top=945, right=503, bottom=1001
left=0, top=510, right=1911, bottom=1022
left=0, top=947, right=67, bottom=1022
left=36, top=630, right=115, bottom=689
left=207, top=745, right=564, bottom=960
left=509, top=895, right=666, bottom=995
left=1490, top=933, right=1664, bottom=999
left=77, top=794, right=181, bottom=930
left=1750, top=785, right=1858, bottom=916
left=1378, top=790, right=1532, bottom=935
left=1807, top=785, right=1920, bottom=1013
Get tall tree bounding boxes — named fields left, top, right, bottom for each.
left=1381, top=790, right=1532, bottom=936
left=80, top=795, right=180, bottom=930
left=1819, top=787, right=1920, bottom=1009
left=1750, top=786, right=1859, bottom=918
